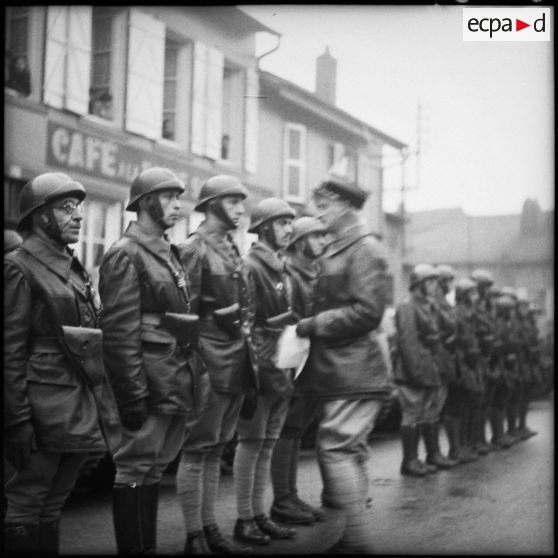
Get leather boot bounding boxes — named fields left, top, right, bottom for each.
left=445, top=417, right=464, bottom=463
left=472, top=410, right=490, bottom=455
left=203, top=524, right=253, bottom=555
left=184, top=530, right=210, bottom=555
left=233, top=519, right=270, bottom=545
left=141, top=483, right=159, bottom=555
left=400, top=425, right=428, bottom=476
left=38, top=520, right=59, bottom=555
left=290, top=438, right=324, bottom=522
left=112, top=483, right=143, bottom=555
left=423, top=422, right=457, bottom=469
left=460, top=408, right=479, bottom=462
left=254, top=515, right=296, bottom=539
left=270, top=438, right=314, bottom=525
left=5, top=523, right=39, bottom=555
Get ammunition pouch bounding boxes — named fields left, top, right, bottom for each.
left=59, top=325, right=104, bottom=388
left=265, top=310, right=299, bottom=330
left=160, top=312, right=199, bottom=354
left=213, top=303, right=242, bottom=340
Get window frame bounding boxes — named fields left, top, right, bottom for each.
left=283, top=122, right=307, bottom=204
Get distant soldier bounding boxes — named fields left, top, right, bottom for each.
left=270, top=216, right=327, bottom=526
left=515, top=292, right=539, bottom=440
left=232, top=198, right=298, bottom=546
left=453, top=278, right=484, bottom=462
left=431, top=265, right=459, bottom=466
left=471, top=269, right=499, bottom=453
left=500, top=286, right=523, bottom=444
left=4, top=173, right=120, bottom=555
left=394, top=264, right=442, bottom=476
left=99, top=167, right=205, bottom=555
left=175, top=175, right=255, bottom=555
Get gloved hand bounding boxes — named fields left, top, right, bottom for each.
left=120, top=399, right=148, bottom=431
left=296, top=317, right=315, bottom=338
left=5, top=421, right=37, bottom=471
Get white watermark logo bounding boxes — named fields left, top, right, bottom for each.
left=463, top=7, right=551, bottom=41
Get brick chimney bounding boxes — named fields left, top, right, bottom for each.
left=315, top=46, right=337, bottom=105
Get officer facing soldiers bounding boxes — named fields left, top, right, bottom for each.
left=453, top=278, right=484, bottom=462
left=175, top=175, right=255, bottom=555
left=394, top=264, right=442, bottom=476
left=296, top=178, right=392, bottom=553
left=4, top=173, right=121, bottom=555
left=99, top=167, right=206, bottom=555
left=470, top=269, right=498, bottom=453
left=270, top=216, right=327, bottom=526
left=430, top=265, right=459, bottom=467
left=233, top=197, right=298, bottom=546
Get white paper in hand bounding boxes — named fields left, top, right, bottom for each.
left=273, top=324, right=310, bottom=378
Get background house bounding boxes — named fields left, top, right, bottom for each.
left=403, top=199, right=554, bottom=336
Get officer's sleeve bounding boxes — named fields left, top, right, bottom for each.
left=98, top=247, right=148, bottom=408
left=3, top=259, right=33, bottom=428
left=312, top=240, right=389, bottom=339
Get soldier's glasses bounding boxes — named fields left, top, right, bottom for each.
left=52, top=201, right=83, bottom=215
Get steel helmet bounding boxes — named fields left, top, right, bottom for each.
left=495, top=295, right=516, bottom=310
left=471, top=268, right=494, bottom=286
left=488, top=285, right=503, bottom=298
left=409, top=263, right=439, bottom=290
left=516, top=290, right=530, bottom=305
left=194, top=175, right=248, bottom=212
left=248, top=198, right=296, bottom=233
left=126, top=167, right=185, bottom=212
left=287, top=216, right=327, bottom=248
left=454, top=277, right=478, bottom=298
left=18, top=172, right=86, bottom=230
left=4, top=229, right=23, bottom=253
left=436, top=264, right=456, bottom=280
left=500, top=286, right=518, bottom=300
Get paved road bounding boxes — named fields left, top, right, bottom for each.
left=60, top=397, right=554, bottom=555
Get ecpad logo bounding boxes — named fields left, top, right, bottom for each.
left=463, top=8, right=551, bottom=41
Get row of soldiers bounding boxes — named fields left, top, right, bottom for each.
left=4, top=167, right=392, bottom=554
left=392, top=262, right=551, bottom=476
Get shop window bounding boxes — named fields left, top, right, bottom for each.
left=75, top=199, right=122, bottom=289
left=283, top=123, right=307, bottom=203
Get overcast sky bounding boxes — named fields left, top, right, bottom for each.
left=240, top=4, right=553, bottom=216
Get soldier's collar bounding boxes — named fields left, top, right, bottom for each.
left=20, top=233, right=73, bottom=279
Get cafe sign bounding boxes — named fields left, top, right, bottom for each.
left=46, top=121, right=207, bottom=200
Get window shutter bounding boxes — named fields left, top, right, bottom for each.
left=191, top=42, right=208, bottom=156
left=44, top=6, right=68, bottom=109
left=244, top=67, right=259, bottom=173
left=66, top=6, right=92, bottom=115
left=205, top=47, right=224, bottom=159
left=125, top=9, right=165, bottom=139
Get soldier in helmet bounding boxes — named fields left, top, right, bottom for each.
left=4, top=173, right=120, bottom=555
left=453, top=278, right=485, bottom=462
left=295, top=178, right=392, bottom=553
left=429, top=265, right=460, bottom=467
left=470, top=269, right=499, bottom=454
left=493, top=292, right=522, bottom=446
left=515, top=291, right=539, bottom=440
left=231, top=197, right=298, bottom=546
left=270, top=216, right=327, bottom=526
left=4, top=228, right=23, bottom=253
left=99, top=167, right=206, bottom=555
left=174, top=175, right=255, bottom=555
left=394, top=264, right=442, bottom=476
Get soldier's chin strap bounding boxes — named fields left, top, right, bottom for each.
left=39, top=207, right=65, bottom=245
left=144, top=195, right=172, bottom=230
left=206, top=198, right=236, bottom=230
left=259, top=222, right=281, bottom=251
